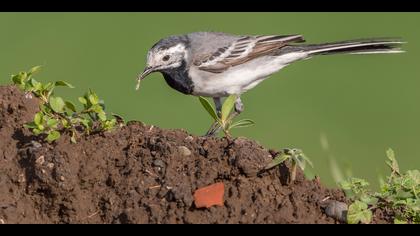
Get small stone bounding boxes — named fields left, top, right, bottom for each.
left=31, top=141, right=42, bottom=149
left=325, top=200, right=348, bottom=222
left=0, top=218, right=4, bottom=224
left=60, top=176, right=65, bottom=181
left=47, top=163, right=54, bottom=169
left=35, top=155, right=45, bottom=165
left=17, top=173, right=25, bottom=183
left=178, top=146, right=191, bottom=157
left=184, top=136, right=194, bottom=142
left=153, top=159, right=165, bottom=168
left=41, top=169, right=46, bottom=174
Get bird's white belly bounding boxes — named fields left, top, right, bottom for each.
left=190, top=52, right=307, bottom=97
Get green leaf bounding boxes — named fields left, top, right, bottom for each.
left=87, top=90, right=99, bottom=105
left=295, top=156, right=306, bottom=171
left=78, top=97, right=87, bottom=105
left=264, top=153, right=290, bottom=170
left=98, top=111, right=107, bottom=121
left=43, top=82, right=55, bottom=92
left=298, top=153, right=313, bottom=168
left=395, top=190, right=413, bottom=199
left=55, top=81, right=74, bottom=88
left=339, top=177, right=370, bottom=200
left=49, top=96, right=65, bottom=113
left=46, top=130, right=60, bottom=143
left=46, top=118, right=58, bottom=128
left=34, top=112, right=43, bottom=126
left=28, top=65, right=42, bottom=75
left=406, top=170, right=420, bottom=186
left=40, top=104, right=51, bottom=114
left=80, top=119, right=91, bottom=129
left=65, top=101, right=77, bottom=112
left=198, top=96, right=219, bottom=121
left=37, top=124, right=45, bottom=131
left=70, top=131, right=77, bottom=143
left=339, top=180, right=353, bottom=191
left=61, top=119, right=69, bottom=128
left=29, top=78, right=42, bottom=91
left=394, top=217, right=408, bottom=224
left=33, top=128, right=42, bottom=135
left=12, top=74, right=24, bottom=85
left=91, top=104, right=103, bottom=113
left=16, top=72, right=28, bottom=84
left=360, top=194, right=378, bottom=205
left=102, top=118, right=117, bottom=130
left=386, top=148, right=400, bottom=175
left=347, top=200, right=372, bottom=224
left=221, top=95, right=237, bottom=121
left=230, top=119, right=255, bottom=129
left=24, top=122, right=38, bottom=129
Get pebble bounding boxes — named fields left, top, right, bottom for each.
left=17, top=173, right=25, bottom=183
left=153, top=159, right=165, bottom=168
left=184, top=136, right=194, bottom=142
left=46, top=163, right=54, bottom=169
left=31, top=141, right=42, bottom=149
left=325, top=200, right=348, bottom=222
left=35, top=155, right=45, bottom=165
left=178, top=146, right=191, bottom=156
left=60, top=176, right=65, bottom=181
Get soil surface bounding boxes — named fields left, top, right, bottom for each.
left=0, top=85, right=391, bottom=224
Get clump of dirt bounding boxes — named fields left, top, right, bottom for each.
left=0, top=85, right=388, bottom=224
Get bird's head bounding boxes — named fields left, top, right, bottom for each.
left=136, top=35, right=190, bottom=89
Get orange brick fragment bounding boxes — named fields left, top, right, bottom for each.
left=193, top=182, right=225, bottom=208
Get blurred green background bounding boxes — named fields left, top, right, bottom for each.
left=1, top=13, right=419, bottom=187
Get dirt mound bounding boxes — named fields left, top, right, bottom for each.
left=0, top=85, right=370, bottom=224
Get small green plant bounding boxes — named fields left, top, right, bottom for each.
left=198, top=95, right=254, bottom=137
left=339, top=148, right=420, bottom=224
left=264, top=148, right=313, bottom=182
left=12, top=66, right=119, bottom=143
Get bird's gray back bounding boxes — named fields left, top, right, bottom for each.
left=186, top=32, right=240, bottom=62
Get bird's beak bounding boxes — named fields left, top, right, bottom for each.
left=136, top=66, right=155, bottom=90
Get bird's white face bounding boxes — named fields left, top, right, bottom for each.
left=146, top=43, right=188, bottom=71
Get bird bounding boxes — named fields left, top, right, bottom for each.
left=136, top=32, right=404, bottom=135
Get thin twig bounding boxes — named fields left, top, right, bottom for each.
left=321, top=196, right=331, bottom=202
left=145, top=169, right=158, bottom=178
left=148, top=185, right=161, bottom=189
left=87, top=211, right=99, bottom=218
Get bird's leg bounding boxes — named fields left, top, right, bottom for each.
left=227, top=96, right=244, bottom=120
left=205, top=97, right=222, bottom=136
left=214, top=97, right=223, bottom=117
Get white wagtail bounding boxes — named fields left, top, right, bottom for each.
left=136, top=32, right=404, bottom=135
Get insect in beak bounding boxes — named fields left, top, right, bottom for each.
left=135, top=66, right=155, bottom=90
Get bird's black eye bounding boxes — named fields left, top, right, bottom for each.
left=162, top=55, right=170, bottom=61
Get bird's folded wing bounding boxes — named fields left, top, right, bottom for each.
left=194, top=35, right=305, bottom=73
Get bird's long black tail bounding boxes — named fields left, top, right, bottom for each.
left=300, top=38, right=405, bottom=55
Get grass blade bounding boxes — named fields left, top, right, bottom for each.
left=199, top=96, right=218, bottom=121
left=230, top=119, right=255, bottom=129
left=221, top=95, right=237, bottom=121
left=265, top=153, right=289, bottom=170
